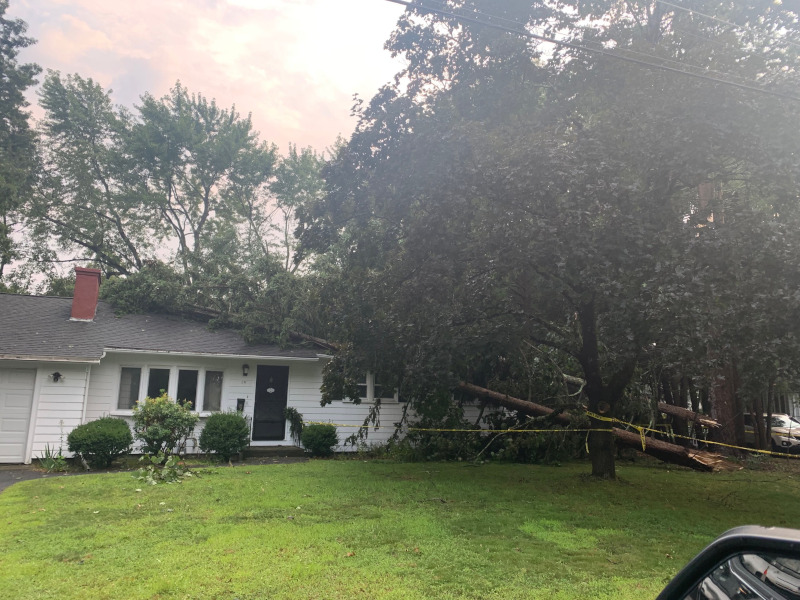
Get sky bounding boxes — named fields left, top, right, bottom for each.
left=8, top=0, right=407, bottom=153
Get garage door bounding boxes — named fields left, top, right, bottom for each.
left=0, top=368, right=36, bottom=463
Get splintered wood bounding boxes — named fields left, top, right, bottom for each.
left=458, top=381, right=729, bottom=472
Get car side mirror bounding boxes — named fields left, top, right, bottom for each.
left=658, top=526, right=800, bottom=600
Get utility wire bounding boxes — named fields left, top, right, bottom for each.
left=578, top=35, right=761, bottom=85
left=384, top=0, right=800, bottom=101
left=657, top=0, right=800, bottom=51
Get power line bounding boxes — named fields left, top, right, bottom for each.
left=384, top=0, right=800, bottom=102
left=657, top=0, right=800, bottom=51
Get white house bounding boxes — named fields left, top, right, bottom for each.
left=0, top=267, right=411, bottom=463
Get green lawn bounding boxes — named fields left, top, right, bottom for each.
left=2, top=460, right=800, bottom=599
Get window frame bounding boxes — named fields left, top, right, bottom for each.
left=343, top=372, right=399, bottom=403
left=116, top=366, right=142, bottom=410
left=113, top=364, right=225, bottom=415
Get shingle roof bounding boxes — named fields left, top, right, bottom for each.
left=0, top=294, right=320, bottom=362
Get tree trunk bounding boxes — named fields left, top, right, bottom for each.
left=457, top=382, right=718, bottom=472
left=661, top=374, right=688, bottom=446
left=710, top=364, right=743, bottom=453
left=658, top=402, right=720, bottom=429
left=588, top=423, right=617, bottom=479
left=577, top=299, right=618, bottom=479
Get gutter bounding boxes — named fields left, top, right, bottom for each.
left=103, top=348, right=321, bottom=361
left=0, top=354, right=101, bottom=364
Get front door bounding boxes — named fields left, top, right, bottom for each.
left=252, top=365, right=289, bottom=441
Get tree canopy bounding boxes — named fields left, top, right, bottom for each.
left=298, top=0, right=800, bottom=477
left=0, top=0, right=40, bottom=285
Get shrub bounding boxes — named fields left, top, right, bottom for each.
left=301, top=424, right=338, bottom=457
left=132, top=393, right=198, bottom=457
left=67, top=417, right=132, bottom=469
left=199, top=411, right=251, bottom=462
left=283, top=407, right=304, bottom=445
left=37, top=443, right=69, bottom=473
left=135, top=453, right=195, bottom=485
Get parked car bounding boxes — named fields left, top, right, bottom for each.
left=743, top=414, right=800, bottom=453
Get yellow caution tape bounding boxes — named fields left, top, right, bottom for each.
left=586, top=412, right=800, bottom=459
left=305, top=421, right=609, bottom=434
left=307, top=412, right=800, bottom=460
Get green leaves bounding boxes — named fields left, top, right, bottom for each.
left=0, top=1, right=40, bottom=280
left=132, top=393, right=199, bottom=458
left=298, top=0, right=800, bottom=474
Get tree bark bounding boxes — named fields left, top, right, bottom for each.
left=457, top=382, right=717, bottom=472
left=576, top=299, right=619, bottom=479
left=561, top=373, right=720, bottom=429
left=657, top=402, right=720, bottom=429
left=710, top=364, right=743, bottom=453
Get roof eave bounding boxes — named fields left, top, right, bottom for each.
left=0, top=354, right=101, bottom=364
left=103, top=347, right=321, bottom=361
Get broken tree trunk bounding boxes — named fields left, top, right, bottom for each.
left=657, top=402, right=720, bottom=429
left=458, top=382, right=721, bottom=472
left=561, top=373, right=720, bottom=428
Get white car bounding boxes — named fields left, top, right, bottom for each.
left=743, top=414, right=800, bottom=453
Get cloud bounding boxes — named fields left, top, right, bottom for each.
left=36, top=14, right=112, bottom=63
left=10, top=0, right=407, bottom=151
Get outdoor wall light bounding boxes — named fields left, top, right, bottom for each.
left=51, top=372, right=64, bottom=383
left=242, top=364, right=250, bottom=377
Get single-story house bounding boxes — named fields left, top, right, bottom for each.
left=0, top=267, right=411, bottom=464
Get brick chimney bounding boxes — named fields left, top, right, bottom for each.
left=70, top=267, right=102, bottom=321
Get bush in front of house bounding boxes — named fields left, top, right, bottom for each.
left=67, top=417, right=133, bottom=469
left=199, top=411, right=251, bottom=462
left=132, top=393, right=199, bottom=458
left=300, top=424, right=338, bottom=457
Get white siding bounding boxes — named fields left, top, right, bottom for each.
left=87, top=353, right=328, bottom=453
left=285, top=361, right=487, bottom=451
left=29, top=365, right=89, bottom=459
left=11, top=351, right=486, bottom=459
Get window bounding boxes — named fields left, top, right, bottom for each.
left=349, top=373, right=398, bottom=403
left=177, top=370, right=199, bottom=409
left=357, top=374, right=368, bottom=402
left=373, top=375, right=391, bottom=401
left=147, top=368, right=170, bottom=398
left=117, top=367, right=141, bottom=409
left=204, top=371, right=223, bottom=412
left=116, top=365, right=225, bottom=413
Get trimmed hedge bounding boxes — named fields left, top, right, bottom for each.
left=67, top=417, right=132, bottom=469
left=301, top=424, right=338, bottom=457
left=199, top=411, right=251, bottom=462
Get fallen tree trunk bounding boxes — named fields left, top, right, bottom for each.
left=560, top=374, right=720, bottom=428
left=657, top=402, right=720, bottom=429
left=458, top=382, right=722, bottom=472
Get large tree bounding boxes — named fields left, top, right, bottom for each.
left=30, top=75, right=280, bottom=282
left=299, top=0, right=800, bottom=477
left=0, top=0, right=39, bottom=283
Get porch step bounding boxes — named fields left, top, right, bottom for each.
left=244, top=445, right=306, bottom=458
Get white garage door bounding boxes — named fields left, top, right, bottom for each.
left=0, top=368, right=36, bottom=463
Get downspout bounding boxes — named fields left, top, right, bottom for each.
left=80, top=365, right=91, bottom=424
left=80, top=352, right=103, bottom=424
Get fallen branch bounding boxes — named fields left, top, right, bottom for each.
left=458, top=381, right=721, bottom=472
left=560, top=374, right=720, bottom=429
left=657, top=402, right=720, bottom=429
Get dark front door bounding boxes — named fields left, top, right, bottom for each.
left=252, top=365, right=289, bottom=441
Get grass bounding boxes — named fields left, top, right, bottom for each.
left=2, top=459, right=800, bottom=599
